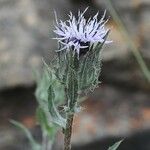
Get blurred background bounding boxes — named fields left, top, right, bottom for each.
left=0, top=0, right=150, bottom=150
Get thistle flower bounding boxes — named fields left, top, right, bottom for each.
left=54, top=8, right=112, bottom=55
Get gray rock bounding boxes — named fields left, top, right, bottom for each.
left=0, top=0, right=58, bottom=89
left=140, top=7, right=150, bottom=59
left=0, top=0, right=149, bottom=89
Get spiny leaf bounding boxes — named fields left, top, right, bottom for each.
left=35, top=62, right=66, bottom=128
left=10, top=120, right=41, bottom=150
left=78, top=31, right=110, bottom=94
left=65, top=51, right=79, bottom=110
left=67, top=65, right=78, bottom=109
left=48, top=85, right=66, bottom=128
left=108, top=140, right=123, bottom=150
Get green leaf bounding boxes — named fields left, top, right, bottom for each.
left=65, top=51, right=79, bottom=110
left=78, top=31, right=110, bottom=94
left=10, top=120, right=41, bottom=150
left=35, top=62, right=66, bottom=128
left=108, top=140, right=123, bottom=150
left=48, top=85, right=66, bottom=128
left=36, top=107, right=57, bottom=140
left=35, top=66, right=53, bottom=127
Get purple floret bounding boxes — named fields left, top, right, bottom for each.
left=54, top=8, right=112, bottom=55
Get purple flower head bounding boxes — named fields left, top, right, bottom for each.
left=54, top=8, right=112, bottom=55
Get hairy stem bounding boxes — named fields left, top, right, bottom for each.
left=64, top=114, right=74, bottom=150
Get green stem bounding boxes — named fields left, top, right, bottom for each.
left=63, top=51, right=79, bottom=150
left=64, top=114, right=74, bottom=150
